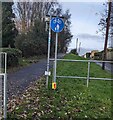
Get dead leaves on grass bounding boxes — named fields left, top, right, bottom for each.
left=7, top=77, right=111, bottom=119
left=7, top=78, right=43, bottom=119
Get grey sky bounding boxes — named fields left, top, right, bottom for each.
left=60, top=1, right=108, bottom=55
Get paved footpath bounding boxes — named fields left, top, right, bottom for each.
left=7, top=54, right=65, bottom=98
left=7, top=59, right=52, bottom=98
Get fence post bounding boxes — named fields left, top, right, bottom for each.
left=5, top=53, right=7, bottom=74
left=4, top=73, right=7, bottom=120
left=87, top=61, right=90, bottom=87
left=4, top=53, right=7, bottom=120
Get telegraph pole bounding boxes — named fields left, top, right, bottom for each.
left=102, top=1, right=112, bottom=70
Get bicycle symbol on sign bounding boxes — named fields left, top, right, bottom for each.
left=53, top=18, right=62, bottom=24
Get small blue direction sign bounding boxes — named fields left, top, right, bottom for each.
left=50, top=17, right=64, bottom=33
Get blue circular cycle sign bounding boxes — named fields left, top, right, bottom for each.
left=50, top=17, right=64, bottom=33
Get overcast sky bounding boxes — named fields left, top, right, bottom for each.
left=60, top=1, right=108, bottom=55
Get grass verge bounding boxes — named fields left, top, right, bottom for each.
left=7, top=54, right=113, bottom=119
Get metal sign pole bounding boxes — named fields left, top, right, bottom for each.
left=53, top=33, right=58, bottom=84
left=46, top=15, right=51, bottom=89
left=50, top=17, right=64, bottom=89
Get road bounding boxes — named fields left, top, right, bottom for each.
left=96, top=62, right=113, bottom=74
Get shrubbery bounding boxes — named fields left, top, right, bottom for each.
left=94, top=52, right=102, bottom=60
left=86, top=52, right=91, bottom=59
left=0, top=48, right=22, bottom=67
left=70, top=49, right=78, bottom=55
left=15, top=20, right=48, bottom=58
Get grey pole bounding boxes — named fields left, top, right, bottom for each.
left=78, top=42, right=81, bottom=55
left=87, top=61, right=90, bottom=87
left=4, top=74, right=7, bottom=120
left=53, top=33, right=58, bottom=83
left=5, top=53, right=7, bottom=74
left=76, top=38, right=78, bottom=53
left=53, top=61, right=55, bottom=82
left=0, top=53, right=2, bottom=119
left=4, top=53, right=7, bottom=119
left=46, top=15, right=51, bottom=88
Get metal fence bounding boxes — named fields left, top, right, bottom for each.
left=0, top=52, right=7, bottom=120
left=50, top=58, right=113, bottom=87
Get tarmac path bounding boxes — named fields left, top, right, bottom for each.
left=7, top=54, right=65, bottom=98
left=7, top=59, right=49, bottom=98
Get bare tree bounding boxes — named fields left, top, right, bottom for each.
left=13, top=0, right=58, bottom=33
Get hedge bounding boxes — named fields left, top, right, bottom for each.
left=0, top=48, right=22, bottom=67
left=70, top=49, right=78, bottom=55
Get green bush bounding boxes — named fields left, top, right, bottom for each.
left=70, top=49, right=78, bottom=55
left=0, top=48, right=22, bottom=67
left=86, top=52, right=91, bottom=59
left=15, top=20, right=48, bottom=58
left=94, top=52, right=102, bottom=60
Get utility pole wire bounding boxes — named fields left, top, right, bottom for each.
left=102, top=1, right=112, bottom=70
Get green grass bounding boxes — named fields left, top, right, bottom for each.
left=8, top=54, right=113, bottom=120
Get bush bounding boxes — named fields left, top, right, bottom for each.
left=0, top=48, right=22, bottom=67
left=94, top=52, right=102, bottom=60
left=15, top=20, right=48, bottom=58
left=70, top=49, right=78, bottom=55
left=86, top=52, right=91, bottom=59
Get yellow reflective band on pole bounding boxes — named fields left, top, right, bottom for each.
left=52, top=82, right=56, bottom=90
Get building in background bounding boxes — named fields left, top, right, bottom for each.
left=90, top=50, right=99, bottom=59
